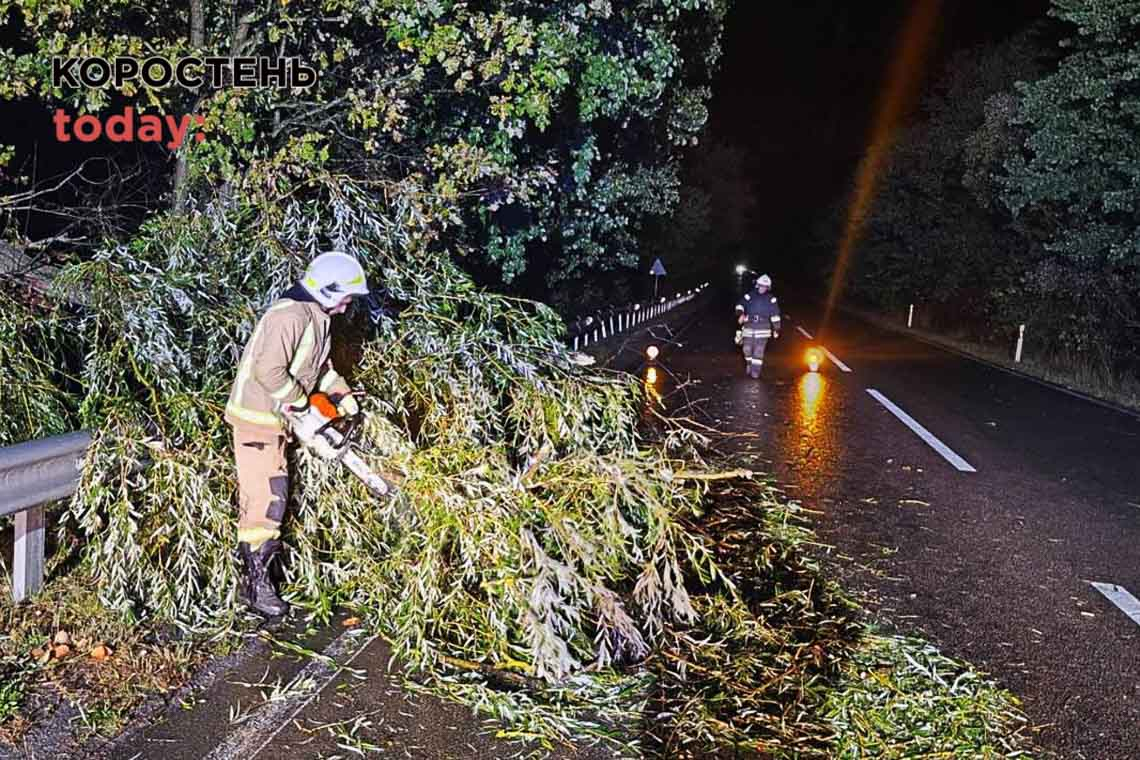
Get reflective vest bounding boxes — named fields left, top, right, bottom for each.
left=225, top=295, right=349, bottom=431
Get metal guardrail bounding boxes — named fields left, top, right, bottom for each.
left=566, top=283, right=710, bottom=350
left=1, top=431, right=90, bottom=603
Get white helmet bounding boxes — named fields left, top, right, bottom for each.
left=756, top=274, right=772, bottom=288
left=301, top=251, right=370, bottom=308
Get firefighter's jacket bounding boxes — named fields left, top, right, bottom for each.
left=735, top=291, right=782, bottom=338
left=225, top=285, right=350, bottom=432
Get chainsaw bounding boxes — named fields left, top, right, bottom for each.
left=286, top=392, right=398, bottom=498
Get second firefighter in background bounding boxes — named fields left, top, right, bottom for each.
left=735, top=274, right=781, bottom=378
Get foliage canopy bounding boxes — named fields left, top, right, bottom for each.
left=1002, top=0, right=1140, bottom=362
left=0, top=0, right=729, bottom=291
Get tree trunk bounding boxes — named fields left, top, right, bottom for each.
left=173, top=0, right=206, bottom=212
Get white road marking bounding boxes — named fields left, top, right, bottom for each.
left=794, top=325, right=850, bottom=372
left=821, top=347, right=852, bottom=373
left=1090, top=582, right=1140, bottom=627
left=206, top=627, right=378, bottom=760
left=866, top=389, right=977, bottom=472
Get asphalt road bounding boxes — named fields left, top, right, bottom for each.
left=654, top=294, right=1140, bottom=760
left=98, top=610, right=614, bottom=760
left=20, top=292, right=1138, bottom=759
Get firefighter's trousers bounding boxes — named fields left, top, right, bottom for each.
left=741, top=328, right=770, bottom=378
left=232, top=426, right=289, bottom=549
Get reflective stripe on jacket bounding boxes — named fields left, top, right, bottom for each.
left=225, top=295, right=350, bottom=431
left=735, top=291, right=781, bottom=334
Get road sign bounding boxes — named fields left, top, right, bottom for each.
left=650, top=258, right=666, bottom=298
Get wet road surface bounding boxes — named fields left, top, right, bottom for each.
left=653, top=296, right=1140, bottom=760
left=102, top=613, right=612, bottom=760
left=44, top=294, right=1139, bottom=759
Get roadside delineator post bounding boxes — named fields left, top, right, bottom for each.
left=908, top=303, right=914, bottom=328
left=1015, top=324, right=1025, bottom=363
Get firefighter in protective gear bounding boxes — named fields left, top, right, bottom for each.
left=734, top=274, right=781, bottom=378
left=225, top=251, right=370, bottom=616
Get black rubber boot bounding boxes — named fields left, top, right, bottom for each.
left=238, top=540, right=289, bottom=617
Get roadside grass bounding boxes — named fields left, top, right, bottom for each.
left=852, top=308, right=1140, bottom=414
left=0, top=657, right=30, bottom=745
left=0, top=563, right=205, bottom=744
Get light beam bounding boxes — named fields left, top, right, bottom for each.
left=822, top=0, right=943, bottom=332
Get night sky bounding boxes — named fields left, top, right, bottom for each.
left=708, top=0, right=1051, bottom=284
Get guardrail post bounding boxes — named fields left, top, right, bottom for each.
left=13, top=506, right=45, bottom=602
left=908, top=303, right=914, bottom=328
left=1015, top=324, right=1025, bottom=363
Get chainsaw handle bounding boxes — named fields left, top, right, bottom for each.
left=316, top=412, right=365, bottom=450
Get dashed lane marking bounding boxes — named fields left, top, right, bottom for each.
left=1091, top=582, right=1140, bottom=627
left=793, top=325, right=850, bottom=372
left=821, top=346, right=852, bottom=373
left=866, top=388, right=977, bottom=473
